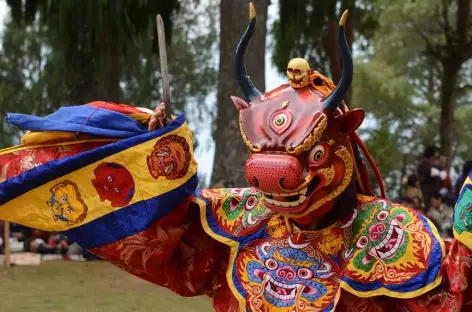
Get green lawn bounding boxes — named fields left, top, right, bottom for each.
left=0, top=261, right=213, bottom=312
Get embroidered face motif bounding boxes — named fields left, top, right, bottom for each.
left=201, top=188, right=273, bottom=236
left=92, top=162, right=135, bottom=207
left=238, top=241, right=339, bottom=311
left=345, top=200, right=433, bottom=283
left=47, top=180, right=87, bottom=226
left=147, top=135, right=191, bottom=180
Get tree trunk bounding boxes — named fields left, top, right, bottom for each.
left=399, top=154, right=408, bottom=197
left=102, top=24, right=121, bottom=102
left=439, top=64, right=459, bottom=167
left=433, top=0, right=470, bottom=168
left=65, top=21, right=121, bottom=104
left=65, top=48, right=102, bottom=105
left=210, top=0, right=269, bottom=188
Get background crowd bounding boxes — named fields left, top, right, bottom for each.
left=0, top=221, right=97, bottom=260
left=400, top=145, right=471, bottom=239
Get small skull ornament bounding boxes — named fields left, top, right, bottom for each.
left=287, top=58, right=311, bottom=88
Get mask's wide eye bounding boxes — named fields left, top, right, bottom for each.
left=297, top=268, right=313, bottom=280
left=377, top=211, right=389, bottom=221
left=245, top=195, right=258, bottom=211
left=273, top=114, right=286, bottom=128
left=270, top=111, right=291, bottom=134
left=308, top=144, right=326, bottom=165
left=265, top=259, right=278, bottom=270
left=356, top=235, right=369, bottom=249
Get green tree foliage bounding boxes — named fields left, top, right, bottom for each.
left=271, top=0, right=378, bottom=105
left=5, top=0, right=180, bottom=103
left=353, top=0, right=472, bottom=197
left=119, top=0, right=218, bottom=113
left=272, top=0, right=338, bottom=76
left=0, top=21, right=64, bottom=147
left=0, top=0, right=218, bottom=152
left=118, top=0, right=219, bottom=186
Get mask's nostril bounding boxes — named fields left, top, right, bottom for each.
left=279, top=178, right=285, bottom=189
left=253, top=176, right=260, bottom=188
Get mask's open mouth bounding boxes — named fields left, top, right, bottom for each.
left=362, top=217, right=406, bottom=264
left=263, top=274, right=316, bottom=301
left=262, top=176, right=321, bottom=212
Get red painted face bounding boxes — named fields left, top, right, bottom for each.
left=233, top=6, right=357, bottom=220
left=92, top=162, right=135, bottom=207
left=235, top=85, right=364, bottom=220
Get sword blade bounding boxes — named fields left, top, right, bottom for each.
left=156, top=14, right=172, bottom=117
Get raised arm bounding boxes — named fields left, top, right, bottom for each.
left=0, top=102, right=234, bottom=308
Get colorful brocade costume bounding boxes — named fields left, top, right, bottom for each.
left=1, top=4, right=472, bottom=312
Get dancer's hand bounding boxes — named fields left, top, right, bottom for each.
left=148, top=102, right=168, bottom=131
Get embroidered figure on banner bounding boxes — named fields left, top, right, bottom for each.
left=92, top=162, right=136, bottom=207
left=47, top=180, right=88, bottom=226
left=147, top=134, right=191, bottom=180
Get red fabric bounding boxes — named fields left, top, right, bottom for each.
left=85, top=101, right=146, bottom=115
left=0, top=102, right=147, bottom=182
left=89, top=199, right=235, bottom=312
left=393, top=239, right=472, bottom=311
left=88, top=199, right=472, bottom=311
left=0, top=141, right=111, bottom=181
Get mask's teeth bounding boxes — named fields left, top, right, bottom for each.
left=263, top=193, right=307, bottom=207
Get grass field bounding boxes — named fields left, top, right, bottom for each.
left=0, top=261, right=213, bottom=312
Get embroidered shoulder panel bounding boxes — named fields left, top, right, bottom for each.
left=453, top=175, right=472, bottom=250
left=341, top=196, right=445, bottom=297
left=194, top=192, right=446, bottom=312
left=196, top=188, right=274, bottom=239
left=236, top=228, right=343, bottom=312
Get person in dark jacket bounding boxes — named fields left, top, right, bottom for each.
left=417, top=145, right=447, bottom=212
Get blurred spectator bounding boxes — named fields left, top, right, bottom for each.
left=417, top=145, right=447, bottom=212
left=427, top=192, right=453, bottom=236
left=24, top=234, right=69, bottom=255
left=454, top=160, right=472, bottom=203
left=0, top=221, right=27, bottom=253
left=412, top=196, right=424, bottom=213
left=10, top=223, right=32, bottom=240
left=0, top=221, right=85, bottom=260
left=403, top=174, right=423, bottom=200
left=438, top=155, right=453, bottom=203
left=399, top=196, right=414, bottom=207
left=399, top=196, right=425, bottom=216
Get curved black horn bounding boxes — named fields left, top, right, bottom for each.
left=235, top=2, right=261, bottom=102
left=324, top=10, right=353, bottom=112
